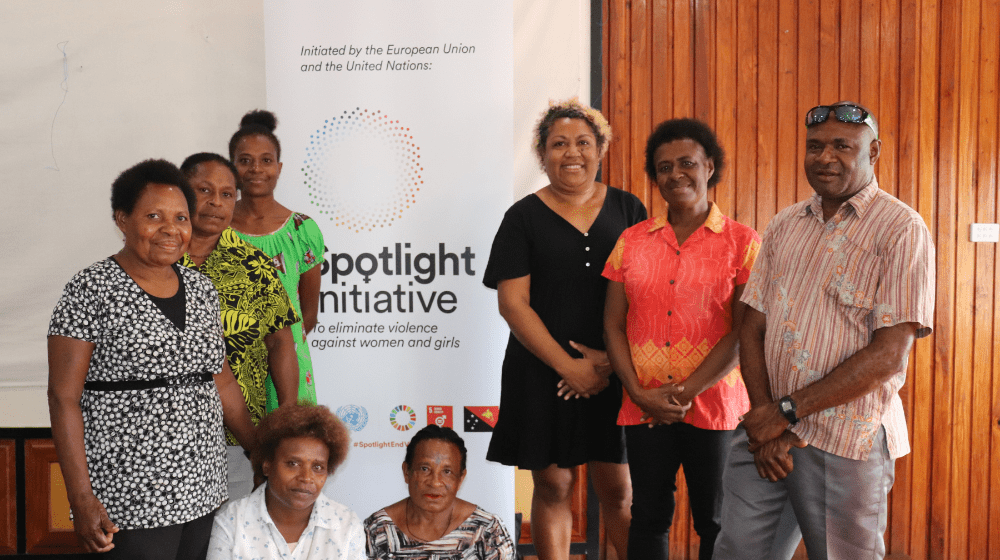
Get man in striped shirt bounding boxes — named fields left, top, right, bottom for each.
left=714, top=102, right=935, bottom=559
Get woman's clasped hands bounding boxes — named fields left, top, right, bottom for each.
left=555, top=340, right=613, bottom=400
left=635, top=383, right=693, bottom=426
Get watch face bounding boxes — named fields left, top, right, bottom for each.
left=778, top=397, right=798, bottom=424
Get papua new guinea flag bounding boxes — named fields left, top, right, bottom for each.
left=464, top=406, right=499, bottom=432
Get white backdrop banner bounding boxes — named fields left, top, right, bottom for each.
left=264, top=0, right=515, bottom=530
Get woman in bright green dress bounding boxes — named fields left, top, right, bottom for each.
left=229, top=110, right=325, bottom=410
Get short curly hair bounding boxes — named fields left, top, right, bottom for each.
left=644, top=118, right=725, bottom=188
left=251, top=403, right=350, bottom=480
left=533, top=97, right=612, bottom=168
left=403, top=425, right=468, bottom=473
left=110, top=159, right=195, bottom=220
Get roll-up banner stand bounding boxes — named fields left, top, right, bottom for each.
left=264, top=0, right=515, bottom=530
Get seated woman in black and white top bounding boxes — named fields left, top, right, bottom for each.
left=365, top=426, right=515, bottom=560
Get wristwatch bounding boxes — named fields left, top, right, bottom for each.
left=777, top=396, right=799, bottom=425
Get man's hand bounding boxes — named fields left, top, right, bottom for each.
left=743, top=401, right=789, bottom=450
left=753, top=430, right=808, bottom=482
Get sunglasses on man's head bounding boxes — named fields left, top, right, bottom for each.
left=804, top=104, right=878, bottom=138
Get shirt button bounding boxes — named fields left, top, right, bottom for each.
left=584, top=232, right=589, bottom=237
left=670, top=280, right=675, bottom=284
left=667, top=311, right=672, bottom=316
left=665, top=341, right=671, bottom=347
left=585, top=247, right=590, bottom=251
left=676, top=250, right=680, bottom=255
left=585, top=263, right=591, bottom=267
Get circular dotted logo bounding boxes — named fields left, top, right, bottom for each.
left=336, top=404, right=369, bottom=432
left=302, top=108, right=423, bottom=232
left=389, top=405, right=417, bottom=431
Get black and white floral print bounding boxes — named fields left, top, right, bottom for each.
left=48, top=258, right=228, bottom=529
left=364, top=507, right=516, bottom=560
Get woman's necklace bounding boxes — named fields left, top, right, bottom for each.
left=188, top=236, right=221, bottom=263
left=188, top=250, right=213, bottom=268
left=402, top=498, right=451, bottom=543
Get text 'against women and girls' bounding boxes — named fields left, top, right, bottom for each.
left=310, top=321, right=460, bottom=351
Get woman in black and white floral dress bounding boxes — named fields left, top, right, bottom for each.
left=47, top=159, right=256, bottom=559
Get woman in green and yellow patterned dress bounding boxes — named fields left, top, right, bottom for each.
left=229, top=110, right=325, bottom=410
left=179, top=152, right=300, bottom=499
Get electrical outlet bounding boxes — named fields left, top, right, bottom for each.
left=970, top=223, right=1000, bottom=243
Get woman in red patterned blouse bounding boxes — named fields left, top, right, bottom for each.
left=602, top=119, right=761, bottom=560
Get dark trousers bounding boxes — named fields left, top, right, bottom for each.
left=102, top=509, right=215, bottom=560
left=625, top=423, right=732, bottom=560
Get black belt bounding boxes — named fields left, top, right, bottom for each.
left=84, top=371, right=214, bottom=392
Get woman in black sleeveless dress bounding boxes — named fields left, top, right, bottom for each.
left=483, top=99, right=646, bottom=560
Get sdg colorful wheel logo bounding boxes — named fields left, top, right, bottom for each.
left=302, top=108, right=423, bottom=232
left=389, top=405, right=417, bottom=431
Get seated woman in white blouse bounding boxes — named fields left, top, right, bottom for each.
left=208, top=403, right=364, bottom=559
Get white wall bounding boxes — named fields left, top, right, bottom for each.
left=513, top=0, right=592, bottom=200
left=0, top=0, right=591, bottom=426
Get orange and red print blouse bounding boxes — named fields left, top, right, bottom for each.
left=602, top=203, right=761, bottom=429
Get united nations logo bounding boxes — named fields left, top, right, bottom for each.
left=336, top=404, right=369, bottom=432
left=389, top=405, right=417, bottom=431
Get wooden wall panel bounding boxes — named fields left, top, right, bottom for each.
left=936, top=1, right=961, bottom=557
left=737, top=0, right=760, bottom=227
left=860, top=0, right=881, bottom=128
left=603, top=0, right=1000, bottom=557
left=24, top=439, right=84, bottom=554
left=981, top=6, right=1000, bottom=558
left=776, top=0, right=800, bottom=213
left=693, top=0, right=714, bottom=123
left=757, top=1, right=779, bottom=226
left=900, top=0, right=932, bottom=528
left=605, top=0, right=631, bottom=196
left=712, top=0, right=737, bottom=216
left=797, top=0, right=821, bottom=203
left=971, top=2, right=998, bottom=558
left=630, top=0, right=653, bottom=213
left=673, top=0, right=694, bottom=118
left=0, top=440, right=15, bottom=555
left=840, top=0, right=862, bottom=100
